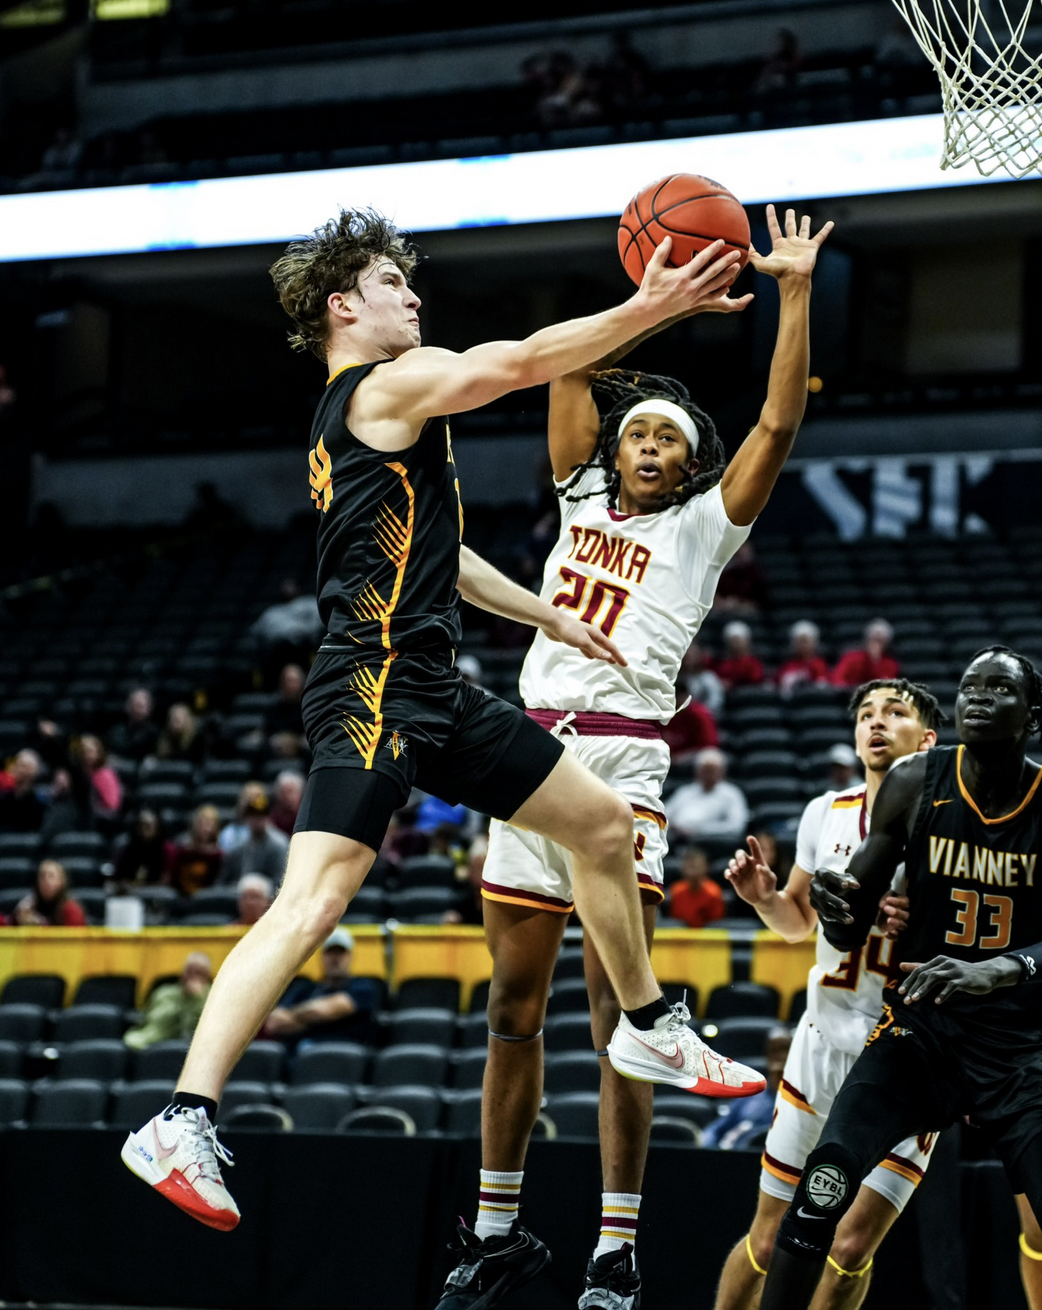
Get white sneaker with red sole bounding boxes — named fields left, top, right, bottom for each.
left=121, top=1104, right=240, bottom=1231
left=607, top=1003, right=766, bottom=1097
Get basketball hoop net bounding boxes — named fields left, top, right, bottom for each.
left=891, top=0, right=1042, bottom=178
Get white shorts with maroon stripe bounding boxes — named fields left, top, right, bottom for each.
left=760, top=1012, right=935, bottom=1211
left=482, top=726, right=669, bottom=913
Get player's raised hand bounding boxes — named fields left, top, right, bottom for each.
left=725, top=835, right=778, bottom=907
left=808, top=866, right=858, bottom=923
left=898, top=955, right=1023, bottom=1005
left=877, top=892, right=910, bottom=939
left=540, top=609, right=628, bottom=667
left=637, top=235, right=745, bottom=319
left=748, top=204, right=834, bottom=281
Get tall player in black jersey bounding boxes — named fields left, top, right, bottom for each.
left=756, top=646, right=1042, bottom=1309
left=120, top=207, right=753, bottom=1236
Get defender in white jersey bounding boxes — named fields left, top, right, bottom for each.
left=713, top=679, right=943, bottom=1310
left=438, top=205, right=836, bottom=1310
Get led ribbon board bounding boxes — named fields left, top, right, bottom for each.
left=0, top=113, right=1027, bottom=262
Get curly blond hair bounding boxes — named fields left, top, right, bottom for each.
left=269, top=208, right=418, bottom=361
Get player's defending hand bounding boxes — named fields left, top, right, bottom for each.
left=898, top=955, right=1023, bottom=1005
left=877, top=893, right=910, bottom=939
left=748, top=204, right=834, bottom=282
left=726, top=835, right=777, bottom=907
left=808, top=866, right=858, bottom=923
left=539, top=610, right=628, bottom=667
left=636, top=235, right=745, bottom=321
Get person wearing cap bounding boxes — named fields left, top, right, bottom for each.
left=263, top=927, right=377, bottom=1048
left=832, top=617, right=900, bottom=687
left=456, top=205, right=834, bottom=1310
left=825, top=742, right=860, bottom=792
left=219, top=789, right=288, bottom=885
left=776, top=620, right=830, bottom=694
left=715, top=619, right=765, bottom=689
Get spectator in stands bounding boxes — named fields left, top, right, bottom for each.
left=265, top=663, right=307, bottom=760
left=74, top=733, right=123, bottom=825
left=681, top=639, right=725, bottom=716
left=166, top=804, right=223, bottom=896
left=776, top=619, right=830, bottom=693
left=826, top=742, right=860, bottom=791
left=0, top=748, right=46, bottom=833
left=219, top=790, right=289, bottom=884
left=702, top=1025, right=791, bottom=1148
left=832, top=617, right=899, bottom=686
left=263, top=927, right=378, bottom=1048
left=715, top=541, right=770, bottom=614
left=665, top=747, right=750, bottom=843
left=13, top=859, right=87, bottom=926
left=534, top=51, right=603, bottom=127
left=124, top=953, right=213, bottom=1050
left=236, top=873, right=274, bottom=926
left=753, top=27, right=803, bottom=95
left=605, top=30, right=651, bottom=109
left=715, top=620, right=765, bottom=689
left=38, top=767, right=82, bottom=844
left=218, top=781, right=267, bottom=853
left=155, top=703, right=207, bottom=766
left=250, top=578, right=323, bottom=685
left=112, top=809, right=174, bottom=887
left=662, top=686, right=720, bottom=763
left=269, top=770, right=304, bottom=837
left=668, top=846, right=726, bottom=928
left=108, top=687, right=160, bottom=762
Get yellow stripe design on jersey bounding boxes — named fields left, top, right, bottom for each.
left=830, top=798, right=863, bottom=809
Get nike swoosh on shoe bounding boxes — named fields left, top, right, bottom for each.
left=631, top=1036, right=686, bottom=1069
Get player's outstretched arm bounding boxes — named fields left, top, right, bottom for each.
left=810, top=754, right=926, bottom=950
left=718, top=204, right=834, bottom=527
left=456, top=545, right=627, bottom=667
left=726, top=838, right=817, bottom=942
left=375, top=238, right=744, bottom=425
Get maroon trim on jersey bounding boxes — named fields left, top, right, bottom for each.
left=606, top=508, right=640, bottom=521
left=526, top=708, right=663, bottom=740
left=859, top=791, right=868, bottom=842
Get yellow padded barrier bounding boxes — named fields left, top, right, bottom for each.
left=0, top=925, right=388, bottom=1008
left=749, top=930, right=817, bottom=1020
left=391, top=925, right=493, bottom=1013
left=650, top=927, right=732, bottom=1018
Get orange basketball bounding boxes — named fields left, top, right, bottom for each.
left=618, top=173, right=751, bottom=286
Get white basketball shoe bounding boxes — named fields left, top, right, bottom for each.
left=607, top=1002, right=766, bottom=1097
left=121, top=1105, right=240, bottom=1231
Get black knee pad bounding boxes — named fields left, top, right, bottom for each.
left=777, top=1142, right=864, bottom=1261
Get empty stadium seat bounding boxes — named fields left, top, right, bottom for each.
left=281, top=1083, right=357, bottom=1131
left=371, top=1044, right=449, bottom=1088
left=700, top=1016, right=778, bottom=1061
left=132, top=1040, right=191, bottom=1082
left=1, top=974, right=66, bottom=1008
left=108, top=1080, right=176, bottom=1130
left=383, top=1008, right=458, bottom=1048
left=442, top=1087, right=483, bottom=1135
left=0, top=1041, right=22, bottom=1077
left=219, top=1081, right=275, bottom=1117
left=543, top=1050, right=601, bottom=1094
left=31, top=1078, right=109, bottom=1127
left=652, top=1093, right=719, bottom=1128
left=235, top=1040, right=285, bottom=1083
left=706, top=982, right=781, bottom=1020
left=552, top=947, right=587, bottom=980
left=355, top=1085, right=441, bottom=1133
left=338, top=1105, right=416, bottom=1135
left=649, top=1116, right=700, bottom=1143
left=397, top=854, right=458, bottom=889
left=543, top=1012, right=595, bottom=1053
left=223, top=1103, right=293, bottom=1131
left=451, top=1048, right=489, bottom=1091
left=543, top=1091, right=600, bottom=1139
left=546, top=978, right=591, bottom=1014
left=395, top=977, right=461, bottom=1012
left=73, top=975, right=138, bottom=1009
left=290, top=1042, right=369, bottom=1086
left=0, top=1078, right=30, bottom=1125
left=0, top=1004, right=48, bottom=1043
left=58, top=1039, right=129, bottom=1082
left=52, top=1005, right=126, bottom=1043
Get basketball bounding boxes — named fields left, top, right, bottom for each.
left=618, top=173, right=751, bottom=286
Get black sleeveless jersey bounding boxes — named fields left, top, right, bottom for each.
left=893, top=744, right=1042, bottom=1058
left=307, top=362, right=464, bottom=655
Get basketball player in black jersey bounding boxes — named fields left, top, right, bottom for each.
left=120, top=207, right=753, bottom=1237
left=756, top=645, right=1042, bottom=1309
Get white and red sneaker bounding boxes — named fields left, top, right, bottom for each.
left=121, top=1105, right=240, bottom=1231
left=606, top=1003, right=766, bottom=1098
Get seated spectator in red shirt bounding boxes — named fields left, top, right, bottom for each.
left=668, top=846, right=726, bottom=928
left=166, top=804, right=223, bottom=897
left=776, top=620, right=830, bottom=694
left=13, top=859, right=87, bottom=926
left=832, top=618, right=900, bottom=686
left=269, top=770, right=304, bottom=837
left=75, top=734, right=123, bottom=824
left=714, top=541, right=769, bottom=614
left=0, top=749, right=46, bottom=833
left=715, top=621, right=764, bottom=689
left=663, top=688, right=720, bottom=764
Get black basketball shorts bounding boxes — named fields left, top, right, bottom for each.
left=294, top=647, right=564, bottom=852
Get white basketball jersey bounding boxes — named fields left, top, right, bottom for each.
left=798, top=785, right=902, bottom=1054
left=520, top=469, right=750, bottom=721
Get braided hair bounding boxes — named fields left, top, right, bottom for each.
left=559, top=368, right=726, bottom=510
left=969, top=646, right=1042, bottom=737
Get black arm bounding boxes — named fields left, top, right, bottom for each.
left=817, top=755, right=928, bottom=952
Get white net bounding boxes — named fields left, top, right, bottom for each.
left=891, top=0, right=1042, bottom=177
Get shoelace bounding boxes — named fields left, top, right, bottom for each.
left=182, top=1108, right=234, bottom=1179
left=667, top=1001, right=736, bottom=1077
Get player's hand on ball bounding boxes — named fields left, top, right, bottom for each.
left=748, top=204, right=834, bottom=281
left=725, top=834, right=777, bottom=906
left=898, top=955, right=1022, bottom=1005
left=638, top=235, right=744, bottom=319
left=540, top=610, right=627, bottom=667
left=876, top=892, right=910, bottom=939
left=809, top=867, right=858, bottom=923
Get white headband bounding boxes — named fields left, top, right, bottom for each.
left=617, top=399, right=699, bottom=455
